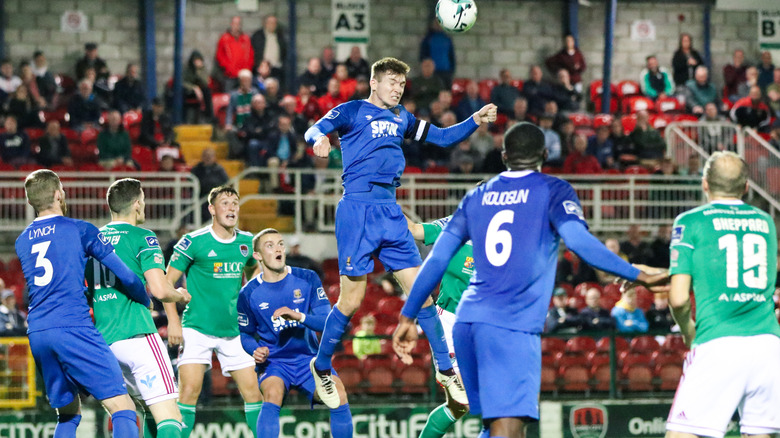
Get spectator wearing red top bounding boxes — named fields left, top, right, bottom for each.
left=730, top=85, right=771, bottom=129
left=563, top=134, right=601, bottom=174
left=334, top=64, right=356, bottom=102
left=295, top=83, right=321, bottom=121
left=139, top=98, right=174, bottom=149
left=723, top=49, right=748, bottom=102
left=545, top=34, right=586, bottom=91
left=216, top=16, right=255, bottom=91
left=318, top=78, right=345, bottom=114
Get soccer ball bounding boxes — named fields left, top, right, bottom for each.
left=435, top=0, right=478, bottom=33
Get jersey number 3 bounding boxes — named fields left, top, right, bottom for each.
left=31, top=241, right=53, bottom=286
left=719, top=233, right=767, bottom=289
left=486, top=210, right=514, bottom=267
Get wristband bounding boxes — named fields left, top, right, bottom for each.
left=299, top=314, right=306, bottom=323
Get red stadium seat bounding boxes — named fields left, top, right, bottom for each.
left=590, top=362, right=612, bottom=392
left=478, top=79, right=499, bottom=102
left=661, top=334, right=688, bottom=353
left=596, top=336, right=629, bottom=354
left=624, top=165, right=650, bottom=175
left=565, top=336, right=597, bottom=354
left=592, top=114, right=614, bottom=129
left=574, top=282, right=602, bottom=296
left=363, top=354, right=395, bottom=393
left=651, top=350, right=683, bottom=368
left=622, top=364, right=654, bottom=391
left=541, top=364, right=557, bottom=392
left=554, top=351, right=589, bottom=369
left=376, top=296, right=404, bottom=317
left=510, top=79, right=524, bottom=92
left=123, top=110, right=142, bottom=128
left=26, top=128, right=45, bottom=142
left=589, top=80, right=619, bottom=114
left=629, top=336, right=660, bottom=353
left=568, top=113, right=593, bottom=128
left=621, top=95, right=655, bottom=114
left=616, top=80, right=642, bottom=99
left=655, top=363, right=683, bottom=391
left=656, top=96, right=684, bottom=113
left=620, top=114, right=638, bottom=134
left=541, top=337, right=567, bottom=355
left=558, top=365, right=590, bottom=391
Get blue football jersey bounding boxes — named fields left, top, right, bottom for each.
left=308, top=100, right=421, bottom=194
left=444, top=170, right=588, bottom=333
left=237, top=266, right=330, bottom=361
left=15, top=215, right=115, bottom=333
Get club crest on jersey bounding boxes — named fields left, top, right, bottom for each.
left=293, top=289, right=305, bottom=303
left=371, top=120, right=399, bottom=138
left=570, top=404, right=608, bottom=438
left=145, top=236, right=159, bottom=247
left=563, top=200, right=585, bottom=221
left=176, top=237, right=191, bottom=251
left=240, top=244, right=249, bottom=257
left=671, top=225, right=684, bottom=244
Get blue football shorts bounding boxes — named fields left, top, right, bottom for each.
left=452, top=321, right=541, bottom=420
left=258, top=356, right=339, bottom=405
left=29, top=326, right=127, bottom=408
left=335, top=196, right=421, bottom=276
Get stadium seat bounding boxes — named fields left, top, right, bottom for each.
left=333, top=354, right=363, bottom=392
left=619, top=351, right=652, bottom=373
left=624, top=165, right=650, bottom=175
left=589, top=80, right=619, bottom=114
left=132, top=145, right=156, bottom=168
left=78, top=162, right=104, bottom=172
left=541, top=364, right=557, bottom=392
left=478, top=79, right=499, bottom=102
left=574, top=282, right=602, bottom=296
left=590, top=362, right=613, bottom=392
left=592, top=114, right=614, bottom=128
left=554, top=351, right=589, bottom=369
left=26, top=128, right=45, bottom=142
left=510, top=79, right=524, bottom=91
left=123, top=110, right=142, bottom=128
left=656, top=96, right=684, bottom=113
left=376, top=296, right=404, bottom=317
left=629, top=336, right=660, bottom=353
left=541, top=337, right=567, bottom=355
left=616, top=80, right=642, bottom=99
left=622, top=96, right=655, bottom=114
left=558, top=365, right=590, bottom=392
left=565, top=336, right=597, bottom=354
left=622, top=363, right=654, bottom=391
left=596, top=336, right=629, bottom=354
left=210, top=354, right=236, bottom=396
left=767, top=167, right=780, bottom=195
left=651, top=350, right=682, bottom=368
left=654, top=363, right=683, bottom=391
left=587, top=350, right=611, bottom=368
left=362, top=354, right=395, bottom=393
left=620, top=114, right=638, bottom=134
left=661, top=334, right=688, bottom=353
left=212, top=93, right=231, bottom=127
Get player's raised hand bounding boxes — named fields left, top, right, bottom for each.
left=312, top=136, right=332, bottom=158
left=176, top=287, right=191, bottom=303
left=167, top=321, right=183, bottom=346
left=273, top=306, right=303, bottom=321
left=392, top=316, right=418, bottom=365
left=253, top=346, right=270, bottom=364
left=472, top=103, right=498, bottom=125
left=619, top=264, right=671, bottom=293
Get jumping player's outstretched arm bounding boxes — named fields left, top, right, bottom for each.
left=410, top=104, right=497, bottom=148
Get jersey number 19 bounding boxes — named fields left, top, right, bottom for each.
left=719, top=233, right=767, bottom=289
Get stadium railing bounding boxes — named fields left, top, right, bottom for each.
left=665, top=121, right=780, bottom=216
left=0, top=337, right=37, bottom=409
left=0, top=171, right=201, bottom=234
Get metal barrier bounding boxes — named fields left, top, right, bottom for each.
left=0, top=337, right=36, bottom=409
left=232, top=168, right=703, bottom=234
left=0, top=172, right=201, bottom=234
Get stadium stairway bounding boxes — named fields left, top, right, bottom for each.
left=175, top=124, right=244, bottom=178
left=237, top=198, right=295, bottom=233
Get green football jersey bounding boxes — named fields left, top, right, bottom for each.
left=168, top=225, right=256, bottom=337
left=670, top=201, right=780, bottom=346
left=86, top=222, right=161, bottom=345
left=423, top=218, right=475, bottom=314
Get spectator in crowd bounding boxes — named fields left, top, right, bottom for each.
left=437, top=90, right=453, bottom=114
left=191, top=147, right=229, bottom=218
left=318, top=78, right=345, bottom=114
left=0, top=59, right=21, bottom=95
left=97, top=110, right=133, bottom=169
left=766, top=67, right=780, bottom=118
left=139, top=97, right=174, bottom=149
left=769, top=120, right=780, bottom=150
left=481, top=133, right=506, bottom=174
left=278, top=94, right=309, bottom=135
left=671, top=33, right=703, bottom=89
left=264, top=77, right=282, bottom=111
left=298, top=57, right=327, bottom=97
left=757, top=50, right=775, bottom=91
left=158, top=154, right=176, bottom=172
left=0, top=116, right=31, bottom=167
left=523, top=65, right=555, bottom=116
left=640, top=55, right=675, bottom=99
left=18, top=62, right=47, bottom=109
left=451, top=155, right=476, bottom=175
left=268, top=114, right=297, bottom=169
left=469, top=122, right=493, bottom=157
left=225, top=69, right=259, bottom=159
left=82, top=66, right=111, bottom=109
left=75, top=42, right=109, bottom=81
left=420, top=110, right=456, bottom=166
left=630, top=110, right=666, bottom=162
left=587, top=123, right=615, bottom=169
left=295, top=83, right=321, bottom=121
left=579, top=288, right=615, bottom=332
left=649, top=224, right=672, bottom=269
left=509, top=96, right=533, bottom=125
left=34, top=120, right=73, bottom=168
left=4, top=84, right=42, bottom=129
left=611, top=288, right=649, bottom=333
left=699, top=102, right=729, bottom=153
left=556, top=249, right=598, bottom=286
left=353, top=314, right=382, bottom=360
left=557, top=118, right=576, bottom=156
left=333, top=64, right=356, bottom=101
left=113, top=63, right=145, bottom=113
left=723, top=49, right=748, bottom=102
left=449, top=138, right=482, bottom=172
left=344, top=46, right=370, bottom=79
left=283, top=141, right=318, bottom=224
left=551, top=69, right=581, bottom=112
left=411, top=58, right=445, bottom=112
left=251, top=15, right=286, bottom=85
left=216, top=16, right=254, bottom=91
left=350, top=75, right=370, bottom=101
left=183, top=50, right=215, bottom=122
left=539, top=113, right=564, bottom=167
left=730, top=85, right=771, bottom=129
left=735, top=66, right=759, bottom=100
left=419, top=20, right=456, bottom=87
left=545, top=34, right=586, bottom=90
left=620, top=224, right=653, bottom=264
left=544, top=99, right=569, bottom=133
left=595, top=238, right=629, bottom=284
left=611, top=117, right=638, bottom=168
left=645, top=293, right=675, bottom=333
left=284, top=235, right=324, bottom=280
left=684, top=66, right=718, bottom=115
left=242, top=94, right=276, bottom=171
left=0, top=287, right=26, bottom=336
left=31, top=51, right=57, bottom=105
left=319, top=46, right=337, bottom=81
left=563, top=134, right=601, bottom=174
left=680, top=153, right=702, bottom=177
left=489, top=68, right=521, bottom=116
left=545, top=288, right=580, bottom=334
left=252, top=60, right=272, bottom=93
left=68, top=79, right=102, bottom=131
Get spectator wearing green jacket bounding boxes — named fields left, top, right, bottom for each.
left=639, top=55, right=674, bottom=99
left=684, top=66, right=718, bottom=115
left=97, top=110, right=133, bottom=169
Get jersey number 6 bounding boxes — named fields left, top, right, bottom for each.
left=486, top=210, right=514, bottom=267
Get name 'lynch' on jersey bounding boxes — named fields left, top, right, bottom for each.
left=313, top=100, right=422, bottom=193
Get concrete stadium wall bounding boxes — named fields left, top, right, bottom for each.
left=3, top=0, right=758, bottom=95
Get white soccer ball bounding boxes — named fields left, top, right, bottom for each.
left=435, top=0, right=478, bottom=33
